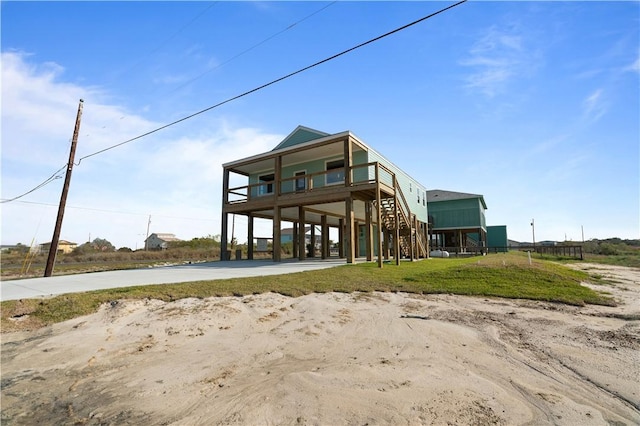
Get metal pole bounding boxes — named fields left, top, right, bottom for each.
left=531, top=218, right=536, bottom=248
left=145, top=215, right=151, bottom=250
left=44, top=99, right=83, bottom=277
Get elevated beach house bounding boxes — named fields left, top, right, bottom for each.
left=426, top=189, right=488, bottom=254
left=221, top=126, right=430, bottom=266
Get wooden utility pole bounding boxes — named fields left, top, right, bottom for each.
left=145, top=215, right=151, bottom=250
left=44, top=99, right=84, bottom=277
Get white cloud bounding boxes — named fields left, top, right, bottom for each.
left=1, top=51, right=283, bottom=249
left=624, top=55, right=640, bottom=73
left=582, top=88, right=608, bottom=123
left=460, top=25, right=539, bottom=98
left=530, top=134, right=569, bottom=155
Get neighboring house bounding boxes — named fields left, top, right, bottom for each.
left=426, top=190, right=488, bottom=253
left=487, top=225, right=508, bottom=252
left=145, top=233, right=181, bottom=250
left=39, top=240, right=78, bottom=255
left=508, top=239, right=522, bottom=248
left=221, top=125, right=430, bottom=265
left=281, top=226, right=321, bottom=247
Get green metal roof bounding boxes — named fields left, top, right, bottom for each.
left=427, top=189, right=487, bottom=209
left=271, top=125, right=330, bottom=151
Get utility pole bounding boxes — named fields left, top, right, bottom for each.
left=145, top=215, right=151, bottom=250
left=44, top=99, right=84, bottom=277
left=530, top=218, right=536, bottom=248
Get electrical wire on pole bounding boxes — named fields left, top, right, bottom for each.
left=5, top=0, right=467, bottom=203
left=75, top=0, right=467, bottom=165
left=44, top=99, right=84, bottom=277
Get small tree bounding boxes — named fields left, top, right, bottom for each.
left=71, top=242, right=96, bottom=256
left=10, top=243, right=30, bottom=254
left=91, top=238, right=115, bottom=252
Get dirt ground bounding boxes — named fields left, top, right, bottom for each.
left=2, top=263, right=639, bottom=425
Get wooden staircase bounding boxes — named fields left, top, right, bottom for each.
left=375, top=183, right=428, bottom=260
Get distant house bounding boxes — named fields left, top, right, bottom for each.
left=39, top=240, right=78, bottom=255
left=508, top=239, right=522, bottom=248
left=487, top=225, right=508, bottom=252
left=145, top=233, right=181, bottom=250
left=280, top=226, right=321, bottom=246
left=427, top=190, right=488, bottom=252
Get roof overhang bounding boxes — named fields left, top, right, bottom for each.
left=222, top=131, right=368, bottom=176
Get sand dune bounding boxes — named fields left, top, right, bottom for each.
left=2, top=263, right=639, bottom=425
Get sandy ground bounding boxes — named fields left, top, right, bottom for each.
left=1, top=263, right=639, bottom=425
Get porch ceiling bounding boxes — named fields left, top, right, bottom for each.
left=244, top=200, right=374, bottom=228
left=225, top=138, right=365, bottom=176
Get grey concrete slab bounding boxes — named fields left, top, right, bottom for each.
left=0, top=258, right=347, bottom=302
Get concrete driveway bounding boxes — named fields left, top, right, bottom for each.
left=0, top=258, right=346, bottom=302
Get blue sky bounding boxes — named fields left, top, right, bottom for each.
left=2, top=1, right=638, bottom=250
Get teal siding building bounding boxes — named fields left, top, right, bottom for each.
left=427, top=190, right=488, bottom=253
left=487, top=225, right=508, bottom=252
left=222, top=126, right=430, bottom=265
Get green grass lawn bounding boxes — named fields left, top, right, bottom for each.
left=1, top=253, right=614, bottom=332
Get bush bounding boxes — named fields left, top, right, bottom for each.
left=599, top=243, right=619, bottom=256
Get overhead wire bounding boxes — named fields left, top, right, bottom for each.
left=8, top=200, right=217, bottom=222
left=94, top=2, right=333, bottom=137
left=3, top=4, right=220, bottom=206
left=77, top=0, right=467, bottom=164
left=1, top=165, right=67, bottom=204
left=2, top=3, right=334, bottom=205
left=78, top=1, right=338, bottom=159
left=110, top=2, right=219, bottom=85
left=3, top=0, right=467, bottom=202
left=167, top=1, right=337, bottom=95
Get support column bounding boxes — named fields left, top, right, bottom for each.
left=375, top=168, right=383, bottom=267
left=292, top=222, right=299, bottom=259
left=383, top=229, right=390, bottom=260
left=393, top=177, right=400, bottom=265
left=365, top=202, right=373, bottom=262
left=310, top=224, right=316, bottom=258
left=338, top=218, right=345, bottom=258
left=247, top=214, right=254, bottom=260
left=344, top=138, right=353, bottom=187
left=345, top=197, right=355, bottom=263
left=409, top=217, right=416, bottom=261
left=354, top=221, right=360, bottom=259
left=298, top=206, right=306, bottom=261
left=273, top=207, right=281, bottom=262
left=274, top=155, right=282, bottom=196
left=321, top=215, right=328, bottom=259
left=220, top=168, right=230, bottom=261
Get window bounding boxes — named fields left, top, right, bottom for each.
left=295, top=171, right=306, bottom=191
left=258, top=173, right=274, bottom=196
left=326, top=159, right=344, bottom=185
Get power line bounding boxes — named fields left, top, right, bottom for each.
left=111, top=2, right=219, bottom=85
left=85, top=2, right=333, bottom=142
left=77, top=0, right=467, bottom=164
left=167, top=1, right=337, bottom=95
left=6, top=199, right=217, bottom=222
left=0, top=165, right=67, bottom=204
left=4, top=0, right=467, bottom=201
